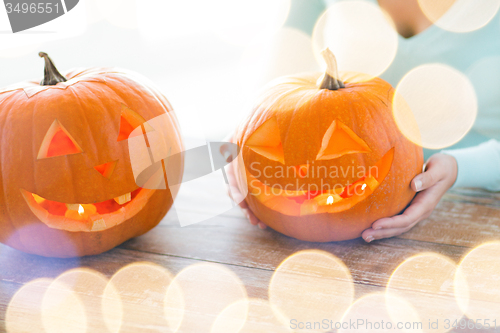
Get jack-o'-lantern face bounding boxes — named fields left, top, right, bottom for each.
left=21, top=104, right=163, bottom=233
left=0, top=53, right=183, bottom=257
left=243, top=115, right=394, bottom=217
left=234, top=49, right=423, bottom=242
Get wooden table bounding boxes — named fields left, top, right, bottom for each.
left=1, top=186, right=500, bottom=332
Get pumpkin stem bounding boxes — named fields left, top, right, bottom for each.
left=319, top=48, right=345, bottom=90
left=39, top=52, right=67, bottom=86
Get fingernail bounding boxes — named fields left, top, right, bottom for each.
left=414, top=179, right=422, bottom=191
left=242, top=210, right=250, bottom=220
left=258, top=223, right=266, bottom=230
left=365, top=236, right=374, bottom=243
left=373, top=225, right=382, bottom=230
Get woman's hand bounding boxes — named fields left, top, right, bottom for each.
left=221, top=136, right=268, bottom=230
left=361, top=153, right=458, bottom=242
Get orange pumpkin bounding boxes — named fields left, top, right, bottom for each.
left=234, top=49, right=423, bottom=242
left=0, top=53, right=184, bottom=257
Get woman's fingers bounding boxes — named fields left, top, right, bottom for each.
left=223, top=140, right=265, bottom=228
left=242, top=208, right=257, bottom=225
left=242, top=207, right=266, bottom=228
left=411, top=153, right=457, bottom=192
left=220, top=133, right=268, bottom=230
left=362, top=226, right=413, bottom=242
left=371, top=187, right=440, bottom=231
left=220, top=133, right=237, bottom=163
left=363, top=210, right=420, bottom=241
left=225, top=151, right=247, bottom=208
left=412, top=166, right=439, bottom=192
left=365, top=172, right=450, bottom=241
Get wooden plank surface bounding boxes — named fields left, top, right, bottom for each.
left=1, top=186, right=500, bottom=332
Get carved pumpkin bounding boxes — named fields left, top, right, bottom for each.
left=0, top=53, right=184, bottom=257
left=234, top=49, right=423, bottom=242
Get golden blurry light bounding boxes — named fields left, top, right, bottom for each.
left=102, top=262, right=175, bottom=333
left=312, top=1, right=398, bottom=79
left=418, top=0, right=500, bottom=33
left=211, top=298, right=248, bottom=333
left=239, top=27, right=319, bottom=96
left=209, top=0, right=291, bottom=46
left=41, top=280, right=87, bottom=333
left=268, top=250, right=354, bottom=332
left=211, top=298, right=290, bottom=333
left=417, top=0, right=456, bottom=24
left=454, top=242, right=500, bottom=324
left=49, top=268, right=109, bottom=332
left=163, top=278, right=184, bottom=333
left=393, top=64, right=477, bottom=149
left=165, top=262, right=247, bottom=332
left=340, top=293, right=422, bottom=333
left=6, top=278, right=52, bottom=333
left=387, top=253, right=463, bottom=333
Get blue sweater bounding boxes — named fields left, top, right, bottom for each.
left=286, top=0, right=500, bottom=190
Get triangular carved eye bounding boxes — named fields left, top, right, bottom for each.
left=118, top=104, right=153, bottom=142
left=316, top=120, right=371, bottom=160
left=246, top=117, right=284, bottom=164
left=37, top=120, right=83, bottom=159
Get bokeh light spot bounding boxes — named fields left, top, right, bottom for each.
left=6, top=278, right=53, bottom=333
left=165, top=262, right=247, bottom=332
left=212, top=298, right=290, bottom=333
left=49, top=268, right=109, bottom=332
left=312, top=1, right=398, bottom=79
left=269, top=250, right=354, bottom=332
left=393, top=63, right=477, bottom=149
left=455, top=242, right=500, bottom=325
left=387, top=253, right=463, bottom=333
left=102, top=262, right=175, bottom=332
left=340, top=292, right=422, bottom=333
left=41, top=279, right=87, bottom=333
left=418, top=0, right=500, bottom=33
left=239, top=27, right=319, bottom=97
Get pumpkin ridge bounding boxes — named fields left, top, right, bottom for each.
left=72, top=82, right=112, bottom=166
left=69, top=83, right=114, bottom=199
left=244, top=86, right=301, bottom=147
left=65, top=83, right=104, bottom=193
left=0, top=98, right=15, bottom=229
left=358, top=86, right=394, bottom=153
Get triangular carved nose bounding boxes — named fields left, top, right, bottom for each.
left=94, top=160, right=117, bottom=179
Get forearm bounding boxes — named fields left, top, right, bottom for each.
left=441, top=139, right=500, bottom=191
left=284, top=0, right=326, bottom=35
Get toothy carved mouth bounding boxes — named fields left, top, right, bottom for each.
left=21, top=188, right=156, bottom=232
left=247, top=148, right=394, bottom=216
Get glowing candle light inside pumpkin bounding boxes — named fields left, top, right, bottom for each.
left=78, top=205, right=84, bottom=216
left=327, top=196, right=334, bottom=205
